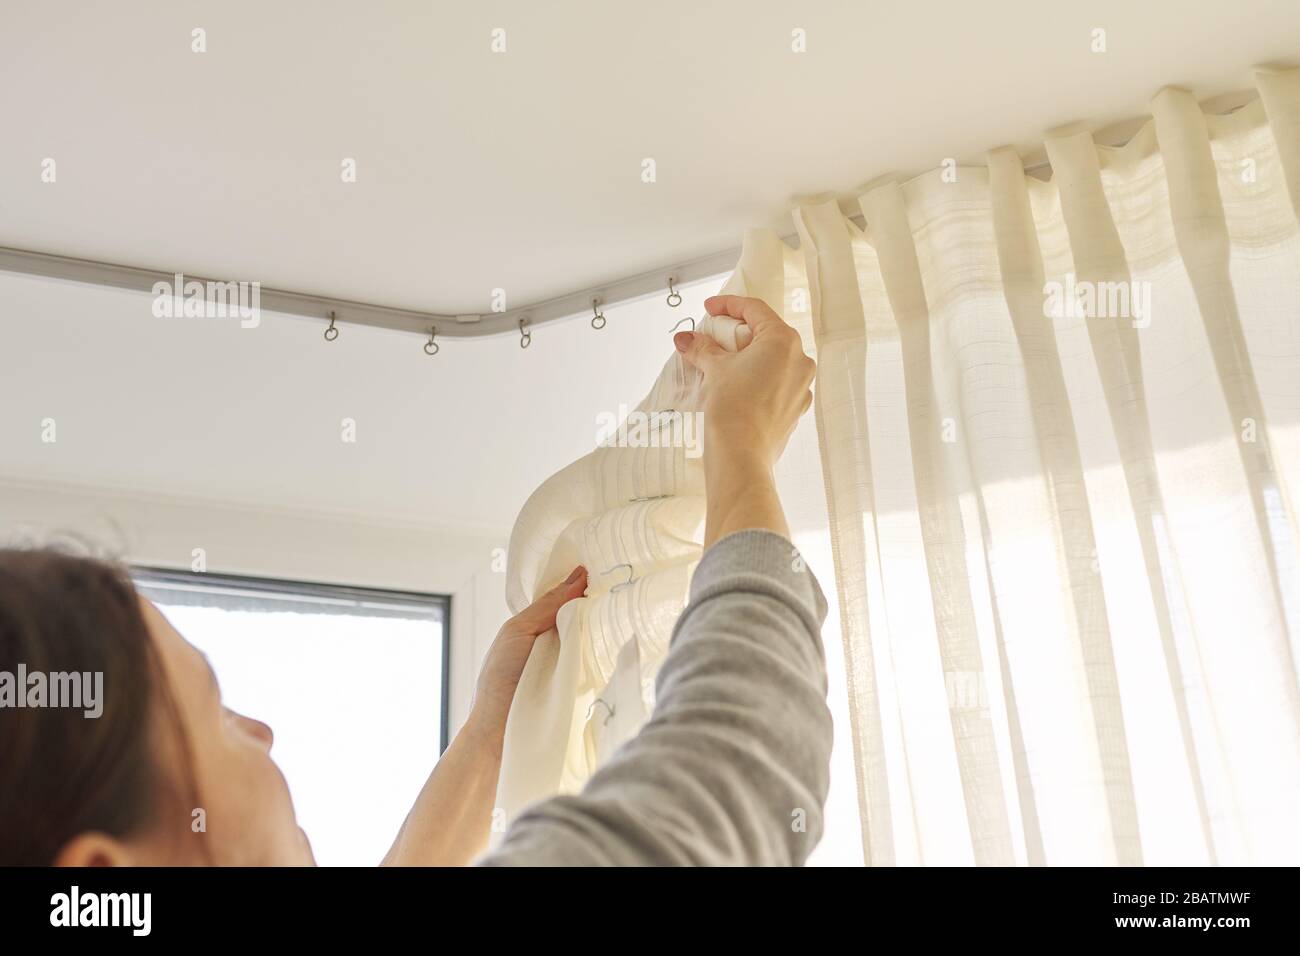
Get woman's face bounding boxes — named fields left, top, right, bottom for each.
left=130, top=600, right=315, bottom=866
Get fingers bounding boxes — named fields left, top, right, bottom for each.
left=674, top=330, right=726, bottom=371
left=801, top=354, right=817, bottom=386
left=703, top=294, right=786, bottom=334
left=510, top=565, right=587, bottom=634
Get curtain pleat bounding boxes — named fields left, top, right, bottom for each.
left=858, top=183, right=1017, bottom=865
left=1042, top=130, right=1176, bottom=866
left=793, top=200, right=897, bottom=865
left=987, top=146, right=1096, bottom=867
left=1258, top=69, right=1300, bottom=220
left=1155, top=87, right=1300, bottom=660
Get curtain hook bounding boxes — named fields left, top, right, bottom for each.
left=423, top=326, right=439, bottom=355
left=599, top=562, right=634, bottom=592
left=669, top=316, right=694, bottom=334
left=591, top=299, right=607, bottom=330
left=519, top=317, right=532, bottom=349
left=323, top=310, right=339, bottom=342
left=586, top=698, right=616, bottom=726
left=666, top=276, right=682, bottom=308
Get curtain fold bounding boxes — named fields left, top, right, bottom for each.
left=793, top=201, right=897, bottom=864
left=986, top=145, right=1087, bottom=867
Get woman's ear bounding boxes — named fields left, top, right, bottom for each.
left=52, top=831, right=136, bottom=867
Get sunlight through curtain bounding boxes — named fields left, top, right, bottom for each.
left=752, top=69, right=1300, bottom=865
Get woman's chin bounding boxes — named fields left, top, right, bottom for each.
left=297, top=826, right=317, bottom=866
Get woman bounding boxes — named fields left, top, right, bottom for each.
left=0, top=295, right=832, bottom=866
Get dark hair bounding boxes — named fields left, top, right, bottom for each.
left=0, top=548, right=169, bottom=864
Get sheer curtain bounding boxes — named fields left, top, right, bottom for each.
left=745, top=70, right=1300, bottom=865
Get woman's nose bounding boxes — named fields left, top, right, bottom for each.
left=239, top=713, right=274, bottom=749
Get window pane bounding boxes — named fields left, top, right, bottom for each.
left=135, top=572, right=446, bottom=867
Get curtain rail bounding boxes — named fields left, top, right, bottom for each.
left=0, top=243, right=742, bottom=341
left=0, top=88, right=1258, bottom=341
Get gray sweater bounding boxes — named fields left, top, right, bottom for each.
left=478, top=528, right=833, bottom=866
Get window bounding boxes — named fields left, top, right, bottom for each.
left=133, top=568, right=449, bottom=866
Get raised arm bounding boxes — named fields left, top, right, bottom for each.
left=381, top=567, right=588, bottom=866
left=480, top=295, right=831, bottom=866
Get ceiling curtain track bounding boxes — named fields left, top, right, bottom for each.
left=0, top=96, right=1262, bottom=348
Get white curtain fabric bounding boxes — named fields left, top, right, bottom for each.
left=496, top=70, right=1300, bottom=865
left=492, top=315, right=751, bottom=828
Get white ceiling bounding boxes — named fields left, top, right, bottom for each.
left=2, top=2, right=1299, bottom=535
left=2, top=1, right=1298, bottom=316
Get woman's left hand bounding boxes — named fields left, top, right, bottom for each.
left=470, top=565, right=588, bottom=738
left=383, top=564, right=588, bottom=866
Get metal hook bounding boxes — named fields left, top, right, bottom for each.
left=666, top=277, right=682, bottom=308
left=586, top=698, right=616, bottom=726
left=599, top=562, right=634, bottom=592
left=423, top=326, right=439, bottom=355
left=519, top=317, right=531, bottom=349
left=323, top=311, right=339, bottom=342
left=651, top=408, right=680, bottom=430
left=591, top=299, right=606, bottom=330
left=669, top=316, right=695, bottom=334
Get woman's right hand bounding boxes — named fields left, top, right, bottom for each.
left=674, top=294, right=816, bottom=469
left=673, top=295, right=816, bottom=547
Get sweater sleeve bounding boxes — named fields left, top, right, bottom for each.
left=477, top=528, right=833, bottom=866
